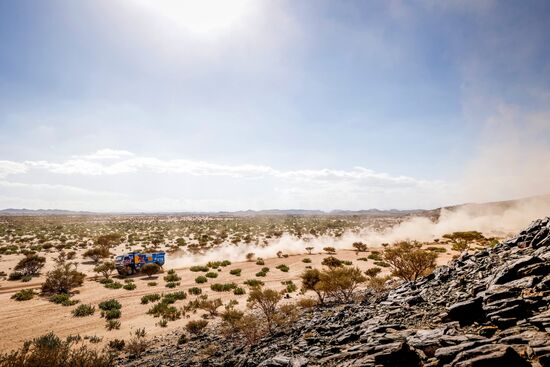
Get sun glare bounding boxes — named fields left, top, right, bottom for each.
left=134, top=0, right=253, bottom=36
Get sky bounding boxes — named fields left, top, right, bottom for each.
left=0, top=0, right=549, bottom=212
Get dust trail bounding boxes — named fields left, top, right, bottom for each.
left=166, top=195, right=550, bottom=268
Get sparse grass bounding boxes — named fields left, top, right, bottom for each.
left=141, top=293, right=161, bottom=304
left=72, top=304, right=95, bottom=317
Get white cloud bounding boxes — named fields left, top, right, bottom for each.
left=0, top=161, right=27, bottom=178
left=74, top=148, right=135, bottom=160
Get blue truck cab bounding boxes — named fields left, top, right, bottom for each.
left=115, top=251, right=165, bottom=276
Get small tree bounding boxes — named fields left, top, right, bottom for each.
left=141, top=263, right=160, bottom=278
left=245, top=253, right=255, bottom=262
left=247, top=287, right=282, bottom=332
left=383, top=241, right=437, bottom=281
left=316, top=267, right=366, bottom=303
left=352, top=242, right=367, bottom=254
left=14, top=254, right=46, bottom=276
left=276, top=251, right=283, bottom=258
left=305, top=247, right=314, bottom=255
left=93, top=261, right=115, bottom=279
left=323, top=246, right=336, bottom=254
left=83, top=247, right=109, bottom=264
left=42, top=260, right=86, bottom=295
left=300, top=268, right=324, bottom=304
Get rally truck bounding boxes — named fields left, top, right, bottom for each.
left=115, top=251, right=165, bottom=276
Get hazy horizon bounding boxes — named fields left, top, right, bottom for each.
left=1, top=1, right=549, bottom=212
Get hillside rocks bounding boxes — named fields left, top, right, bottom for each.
left=122, top=217, right=550, bottom=367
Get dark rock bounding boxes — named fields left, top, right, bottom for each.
left=451, top=344, right=531, bottom=367
left=447, top=297, right=485, bottom=326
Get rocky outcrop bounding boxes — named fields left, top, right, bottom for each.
left=123, top=217, right=550, bottom=367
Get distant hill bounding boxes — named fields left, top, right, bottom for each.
left=1, top=194, right=548, bottom=216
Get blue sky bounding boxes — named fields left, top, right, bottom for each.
left=0, top=0, right=549, bottom=211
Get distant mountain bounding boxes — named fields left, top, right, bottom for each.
left=0, top=208, right=95, bottom=216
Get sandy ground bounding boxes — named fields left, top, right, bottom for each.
left=0, top=246, right=457, bottom=352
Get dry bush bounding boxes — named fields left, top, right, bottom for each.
left=83, top=247, right=110, bottom=263
left=300, top=268, right=324, bottom=304
left=352, top=242, right=368, bottom=253
left=383, top=241, right=437, bottom=281
left=125, top=328, right=147, bottom=358
left=321, top=256, right=343, bottom=268
left=247, top=287, right=282, bottom=332
left=316, top=267, right=366, bottom=303
left=41, top=261, right=85, bottom=296
left=323, top=247, right=336, bottom=254
left=186, top=320, right=209, bottom=335
left=0, top=332, right=113, bottom=367
left=273, top=303, right=300, bottom=329
left=14, top=254, right=46, bottom=277
left=298, top=297, right=318, bottom=309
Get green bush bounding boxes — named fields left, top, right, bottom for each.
left=233, top=287, right=246, bottom=295
left=11, top=289, right=36, bottom=301
left=141, top=293, right=161, bottom=304
left=205, top=272, right=218, bottom=278
left=99, top=299, right=121, bottom=311
left=147, top=281, right=157, bottom=287
left=229, top=268, right=242, bottom=276
left=185, top=320, right=208, bottom=335
left=188, top=287, right=202, bottom=295
left=102, top=309, right=121, bottom=320
left=123, top=282, right=136, bottom=290
left=190, top=265, right=209, bottom=272
left=105, top=320, right=121, bottom=330
left=243, top=279, right=264, bottom=287
left=276, top=264, right=289, bottom=272
left=165, top=281, right=179, bottom=288
left=164, top=270, right=181, bottom=282
left=256, top=270, right=267, bottom=277
left=195, top=276, right=207, bottom=284
left=49, top=293, right=78, bottom=306
left=162, top=291, right=186, bottom=304
left=255, top=259, right=265, bottom=265
left=104, top=281, right=123, bottom=289
left=302, top=258, right=312, bottom=263
left=210, top=283, right=237, bottom=292
left=72, top=304, right=95, bottom=317
left=108, top=339, right=125, bottom=351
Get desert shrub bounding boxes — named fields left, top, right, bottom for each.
left=147, top=282, right=157, bottom=287
left=195, top=276, right=207, bottom=284
left=383, top=241, right=437, bottom=281
left=374, top=261, right=390, bottom=268
left=7, top=272, right=24, bottom=281
left=49, top=293, right=78, bottom=306
left=247, top=287, right=282, bottom=332
left=245, top=253, right=255, bottom=262
left=125, top=329, right=147, bottom=357
left=104, top=281, right=123, bottom=289
left=210, top=283, right=237, bottom=292
left=105, top=320, right=121, bottom=330
left=205, top=272, right=218, bottom=278
left=165, top=281, right=180, bottom=288
left=229, top=268, right=242, bottom=276
left=185, top=320, right=209, bottom=335
left=244, top=279, right=264, bottom=287
left=188, top=287, right=202, bottom=295
left=99, top=278, right=113, bottom=284
left=256, top=270, right=267, bottom=277
left=0, top=332, right=113, bottom=366
left=102, top=309, right=121, bottom=320
left=177, top=334, right=188, bottom=345
left=192, top=298, right=223, bottom=317
left=11, top=289, right=36, bottom=301
left=323, top=247, right=336, bottom=254
left=282, top=280, right=297, bottom=293
left=83, top=247, right=110, bottom=263
left=108, top=339, right=125, bottom=351
left=162, top=291, right=186, bottom=303
left=99, top=299, right=121, bottom=311
left=164, top=270, right=181, bottom=282
left=93, top=261, right=115, bottom=279
left=41, top=261, right=85, bottom=295
left=357, top=257, right=368, bottom=261
left=273, top=303, right=300, bottom=329
left=141, top=293, right=161, bottom=304
left=367, top=251, right=382, bottom=261
left=316, top=267, right=366, bottom=303
left=233, top=287, right=246, bottom=295
left=367, top=275, right=391, bottom=291
left=72, top=304, right=95, bottom=317
left=190, top=265, right=209, bottom=272
left=352, top=242, right=368, bottom=253
left=14, top=254, right=46, bottom=277
left=298, top=297, right=318, bottom=309
left=255, top=259, right=265, bottom=265
left=365, top=267, right=382, bottom=278
left=21, top=275, right=32, bottom=283
left=321, top=256, right=342, bottom=268
left=300, top=268, right=324, bottom=304
left=275, top=264, right=289, bottom=272
left=123, top=282, right=136, bottom=291
left=157, top=318, right=168, bottom=327
left=141, top=263, right=160, bottom=278
left=342, top=260, right=353, bottom=266
left=302, top=258, right=312, bottom=263
left=147, top=303, right=181, bottom=320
